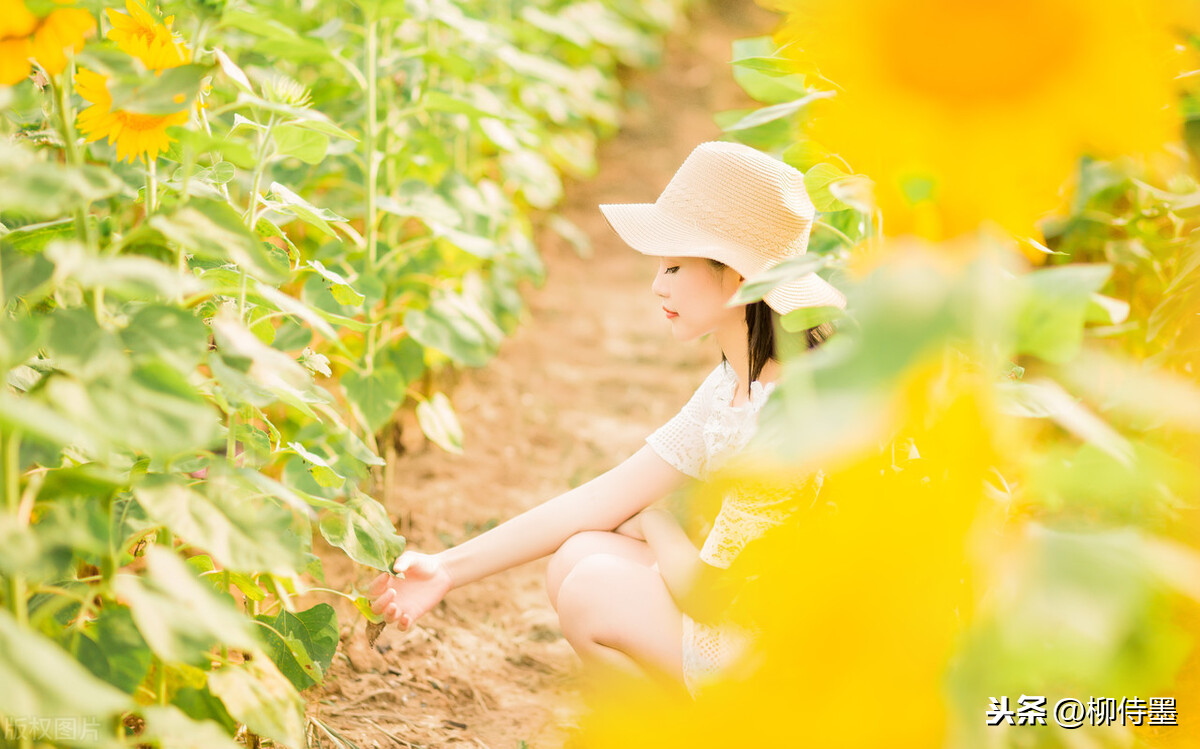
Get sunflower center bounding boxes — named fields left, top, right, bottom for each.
left=875, top=0, right=1086, bottom=105
left=118, top=110, right=173, bottom=131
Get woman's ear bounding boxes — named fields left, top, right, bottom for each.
left=726, top=267, right=745, bottom=292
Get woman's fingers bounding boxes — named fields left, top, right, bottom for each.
left=392, top=551, right=415, bottom=575
left=370, top=587, right=395, bottom=615
left=368, top=572, right=390, bottom=596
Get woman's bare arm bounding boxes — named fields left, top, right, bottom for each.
left=439, top=444, right=690, bottom=587
left=370, top=444, right=690, bottom=628
left=620, top=508, right=742, bottom=623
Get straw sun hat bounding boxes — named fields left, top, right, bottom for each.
left=599, top=141, right=846, bottom=315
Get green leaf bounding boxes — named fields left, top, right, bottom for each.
left=287, top=442, right=345, bottom=489
left=723, top=91, right=833, bottom=132
left=89, top=362, right=223, bottom=458
left=1, top=239, right=56, bottom=302
left=253, top=216, right=298, bottom=260
left=731, top=55, right=801, bottom=76
left=729, top=254, right=828, bottom=306
left=251, top=281, right=346, bottom=343
left=284, top=117, right=358, bottom=141
left=108, top=64, right=209, bottom=116
left=114, top=547, right=258, bottom=666
left=416, top=392, right=463, bottom=454
left=1085, top=293, right=1131, bottom=325
left=1015, top=264, right=1113, bottom=363
left=341, top=366, right=405, bottom=433
left=376, top=180, right=462, bottom=227
left=404, top=289, right=503, bottom=368
left=0, top=390, right=93, bottom=451
left=353, top=595, right=385, bottom=624
left=995, top=378, right=1132, bottom=462
left=0, top=148, right=127, bottom=218
left=378, top=335, right=427, bottom=384
left=500, top=149, right=562, bottom=209
left=133, top=474, right=305, bottom=575
left=731, top=37, right=809, bottom=103
left=804, top=163, right=854, bottom=213
left=307, top=259, right=365, bottom=306
left=318, top=493, right=405, bottom=571
left=212, top=48, right=252, bottom=93
left=120, top=305, right=209, bottom=373
left=78, top=605, right=153, bottom=694
left=253, top=604, right=338, bottom=691
left=0, top=609, right=131, bottom=724
left=46, top=240, right=196, bottom=300
left=137, top=705, right=242, bottom=749
left=266, top=182, right=347, bottom=238
left=151, top=199, right=288, bottom=283
left=273, top=124, right=329, bottom=164
left=171, top=685, right=238, bottom=735
left=782, top=140, right=835, bottom=172
left=0, top=314, right=41, bottom=371
left=211, top=312, right=332, bottom=416
left=45, top=305, right=129, bottom=380
left=298, top=347, right=331, bottom=377
left=781, top=305, right=843, bottom=332
left=333, top=424, right=386, bottom=468
left=207, top=657, right=306, bottom=749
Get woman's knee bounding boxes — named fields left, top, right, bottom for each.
left=555, top=553, right=622, bottom=644
left=546, top=531, right=614, bottom=607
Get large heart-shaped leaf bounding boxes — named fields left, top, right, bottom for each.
left=253, top=604, right=338, bottom=691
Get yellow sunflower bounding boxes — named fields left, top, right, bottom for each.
left=0, top=1, right=93, bottom=85
left=75, top=67, right=188, bottom=163
left=0, top=1, right=38, bottom=86
left=767, top=0, right=1183, bottom=240
left=105, top=0, right=188, bottom=70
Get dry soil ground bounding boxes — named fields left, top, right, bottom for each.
left=305, top=2, right=779, bottom=746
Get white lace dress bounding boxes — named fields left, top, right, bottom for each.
left=645, top=360, right=808, bottom=696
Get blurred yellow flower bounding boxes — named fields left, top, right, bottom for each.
left=768, top=0, right=1181, bottom=240
left=581, top=359, right=1001, bottom=747
left=75, top=67, right=188, bottom=163
left=105, top=0, right=188, bottom=71
left=0, top=1, right=93, bottom=85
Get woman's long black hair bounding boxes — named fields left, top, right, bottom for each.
left=708, top=259, right=833, bottom=382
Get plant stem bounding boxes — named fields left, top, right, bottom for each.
left=365, top=16, right=379, bottom=275
left=50, top=68, right=94, bottom=251
left=226, top=408, right=238, bottom=467
left=3, top=431, right=28, bottom=629
left=363, top=13, right=380, bottom=373
left=814, top=219, right=856, bottom=248
left=146, top=159, right=159, bottom=214
left=244, top=117, right=277, bottom=229
left=156, top=658, right=167, bottom=704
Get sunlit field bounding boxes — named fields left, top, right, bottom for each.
left=1, top=1, right=1197, bottom=747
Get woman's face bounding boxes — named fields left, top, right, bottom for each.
left=650, top=256, right=745, bottom=341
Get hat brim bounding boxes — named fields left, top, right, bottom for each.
left=599, top=202, right=846, bottom=315
left=599, top=202, right=744, bottom=265
left=763, top=272, right=846, bottom=314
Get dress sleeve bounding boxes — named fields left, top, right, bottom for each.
left=645, top=363, right=725, bottom=479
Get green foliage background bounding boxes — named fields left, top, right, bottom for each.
left=0, top=0, right=689, bottom=746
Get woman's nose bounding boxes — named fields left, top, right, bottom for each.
left=651, top=269, right=668, bottom=298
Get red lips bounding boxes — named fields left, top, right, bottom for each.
left=663, top=306, right=678, bottom=318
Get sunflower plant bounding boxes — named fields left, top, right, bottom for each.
left=1, top=0, right=692, bottom=746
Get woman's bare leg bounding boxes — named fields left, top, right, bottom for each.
left=554, top=552, right=686, bottom=695
left=545, top=530, right=655, bottom=609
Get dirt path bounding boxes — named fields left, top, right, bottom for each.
left=309, top=2, right=778, bottom=746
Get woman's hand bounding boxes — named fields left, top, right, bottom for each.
left=367, top=551, right=454, bottom=631
left=614, top=512, right=645, bottom=540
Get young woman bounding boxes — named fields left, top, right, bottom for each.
left=369, top=141, right=846, bottom=697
